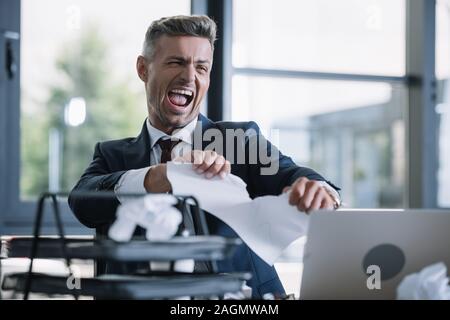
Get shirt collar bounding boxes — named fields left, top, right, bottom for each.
left=146, top=117, right=197, bottom=148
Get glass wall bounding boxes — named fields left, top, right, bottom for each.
left=233, top=0, right=405, bottom=75
left=232, top=0, right=406, bottom=208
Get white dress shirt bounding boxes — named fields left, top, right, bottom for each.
left=114, top=117, right=197, bottom=203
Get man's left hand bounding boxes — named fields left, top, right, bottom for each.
left=283, top=177, right=335, bottom=214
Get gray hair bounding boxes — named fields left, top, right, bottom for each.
left=142, top=15, right=217, bottom=59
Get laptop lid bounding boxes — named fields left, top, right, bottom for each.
left=300, top=209, right=450, bottom=299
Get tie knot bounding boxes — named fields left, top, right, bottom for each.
left=157, top=138, right=180, bottom=151
left=157, top=138, right=181, bottom=164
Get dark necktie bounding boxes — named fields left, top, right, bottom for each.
left=156, top=138, right=210, bottom=273
left=157, top=138, right=180, bottom=164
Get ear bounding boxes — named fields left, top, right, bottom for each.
left=136, top=55, right=148, bottom=82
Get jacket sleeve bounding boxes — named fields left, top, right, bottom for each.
left=68, top=142, right=127, bottom=229
left=243, top=121, right=340, bottom=198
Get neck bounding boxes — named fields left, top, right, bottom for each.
left=148, top=114, right=196, bottom=135
left=148, top=119, right=175, bottom=135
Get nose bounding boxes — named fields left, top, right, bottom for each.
left=180, top=63, right=196, bottom=83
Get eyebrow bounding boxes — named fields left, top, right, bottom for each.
left=166, top=55, right=211, bottom=65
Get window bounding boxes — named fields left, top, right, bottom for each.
left=20, top=0, right=191, bottom=199
left=436, top=0, right=450, bottom=207
left=231, top=0, right=407, bottom=208
left=233, top=0, right=405, bottom=76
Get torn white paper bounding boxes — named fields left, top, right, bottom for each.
left=167, top=162, right=309, bottom=265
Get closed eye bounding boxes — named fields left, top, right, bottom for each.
left=167, top=60, right=183, bottom=66
left=197, top=65, right=209, bottom=73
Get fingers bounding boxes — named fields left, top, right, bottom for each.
left=306, top=187, right=327, bottom=213
left=282, top=186, right=291, bottom=193
left=195, top=150, right=216, bottom=173
left=205, top=156, right=229, bottom=179
left=219, top=158, right=231, bottom=178
left=191, top=150, right=230, bottom=179
left=191, top=150, right=204, bottom=166
left=320, top=194, right=335, bottom=210
left=287, top=177, right=334, bottom=214
left=288, top=177, right=308, bottom=206
left=172, top=154, right=189, bottom=163
left=300, top=182, right=320, bottom=212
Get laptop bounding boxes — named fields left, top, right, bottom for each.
left=299, top=209, right=450, bottom=299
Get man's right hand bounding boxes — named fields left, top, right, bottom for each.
left=144, top=150, right=231, bottom=193
left=176, top=150, right=231, bottom=179
left=144, top=164, right=172, bottom=193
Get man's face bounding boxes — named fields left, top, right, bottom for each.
left=137, top=35, right=213, bottom=133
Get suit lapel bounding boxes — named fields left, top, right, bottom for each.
left=193, top=113, right=217, bottom=151
left=123, top=121, right=151, bottom=170
left=195, top=114, right=239, bottom=176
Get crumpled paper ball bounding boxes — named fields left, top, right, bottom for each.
left=108, top=194, right=182, bottom=242
left=397, top=262, right=450, bottom=300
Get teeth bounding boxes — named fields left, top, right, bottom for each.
left=171, top=89, right=193, bottom=96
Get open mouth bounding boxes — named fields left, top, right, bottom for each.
left=167, top=88, right=194, bottom=107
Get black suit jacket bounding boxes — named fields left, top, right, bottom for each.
left=68, top=114, right=339, bottom=298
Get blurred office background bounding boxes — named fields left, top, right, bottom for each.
left=0, top=0, right=449, bottom=297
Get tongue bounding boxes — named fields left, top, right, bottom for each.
left=168, top=93, right=188, bottom=106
